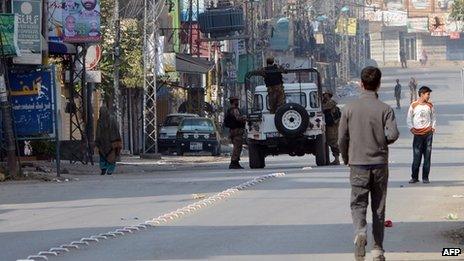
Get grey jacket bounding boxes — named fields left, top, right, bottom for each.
left=338, top=91, right=400, bottom=165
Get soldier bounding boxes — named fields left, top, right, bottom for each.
left=225, top=97, right=246, bottom=169
left=322, top=91, right=341, bottom=165
left=261, top=57, right=285, bottom=114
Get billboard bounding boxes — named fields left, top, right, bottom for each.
left=365, top=10, right=407, bottom=26
left=12, top=0, right=42, bottom=64
left=0, top=14, right=20, bottom=57
left=429, top=13, right=449, bottom=36
left=62, top=0, right=101, bottom=43
left=8, top=68, right=57, bottom=138
left=408, top=0, right=433, bottom=17
left=335, top=18, right=357, bottom=36
left=407, top=17, right=429, bottom=33
left=48, top=0, right=64, bottom=42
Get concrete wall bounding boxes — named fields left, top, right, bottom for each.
left=370, top=29, right=400, bottom=65
left=418, top=34, right=447, bottom=61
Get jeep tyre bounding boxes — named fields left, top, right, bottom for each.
left=274, top=103, right=309, bottom=138
left=248, top=143, right=265, bottom=169
left=315, top=134, right=330, bottom=166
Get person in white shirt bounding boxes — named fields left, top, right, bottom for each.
left=406, top=86, right=436, bottom=184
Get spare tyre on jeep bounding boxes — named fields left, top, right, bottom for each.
left=274, top=103, right=309, bottom=138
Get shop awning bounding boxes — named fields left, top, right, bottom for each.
left=176, top=54, right=214, bottom=74
left=48, top=41, right=77, bottom=55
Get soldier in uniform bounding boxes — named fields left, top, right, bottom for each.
left=226, top=97, right=246, bottom=169
left=322, top=91, right=341, bottom=165
left=261, top=57, right=285, bottom=114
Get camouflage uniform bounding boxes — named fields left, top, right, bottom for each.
left=322, top=98, right=341, bottom=161
left=228, top=107, right=245, bottom=168
left=267, top=84, right=285, bottom=114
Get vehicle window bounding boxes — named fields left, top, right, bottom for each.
left=285, top=93, right=307, bottom=107
left=180, top=119, right=215, bottom=132
left=266, top=93, right=306, bottom=109
left=309, top=91, right=320, bottom=108
left=164, top=116, right=184, bottom=126
left=253, top=94, right=263, bottom=112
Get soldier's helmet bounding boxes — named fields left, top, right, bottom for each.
left=323, top=90, right=334, bottom=98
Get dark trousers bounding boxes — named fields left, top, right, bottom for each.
left=411, top=133, right=433, bottom=180
left=350, top=165, right=389, bottom=250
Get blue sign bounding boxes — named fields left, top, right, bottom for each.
left=8, top=68, right=56, bottom=138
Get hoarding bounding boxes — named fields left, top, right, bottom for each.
left=12, top=0, right=42, bottom=64
left=48, top=0, right=64, bottom=42
left=0, top=14, right=20, bottom=57
left=408, top=0, right=433, bottom=17
left=335, top=18, right=357, bottom=36
left=8, top=68, right=57, bottom=138
left=429, top=13, right=449, bottom=36
left=365, top=10, right=407, bottom=26
left=407, top=17, right=429, bottom=33
left=62, top=0, right=101, bottom=43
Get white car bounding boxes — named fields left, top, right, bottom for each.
left=245, top=68, right=330, bottom=168
left=158, top=113, right=199, bottom=152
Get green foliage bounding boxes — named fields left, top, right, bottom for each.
left=31, top=140, right=56, bottom=157
left=99, top=0, right=143, bottom=99
left=451, top=0, right=464, bottom=22
left=120, top=19, right=144, bottom=89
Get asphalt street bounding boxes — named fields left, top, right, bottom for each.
left=2, top=67, right=464, bottom=261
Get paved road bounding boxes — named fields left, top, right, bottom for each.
left=2, top=67, right=464, bottom=261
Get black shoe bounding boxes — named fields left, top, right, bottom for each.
left=229, top=162, right=244, bottom=169
left=101, top=169, right=107, bottom=175
left=409, top=179, right=419, bottom=184
left=423, top=179, right=430, bottom=184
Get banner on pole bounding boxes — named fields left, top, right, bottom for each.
left=12, top=0, right=42, bottom=64
left=8, top=68, right=57, bottom=138
left=0, top=14, right=20, bottom=57
left=62, top=0, right=101, bottom=43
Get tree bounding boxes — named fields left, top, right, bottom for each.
left=450, top=0, right=464, bottom=23
left=119, top=19, right=143, bottom=89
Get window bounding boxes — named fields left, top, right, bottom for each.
left=253, top=94, right=263, bottom=112
left=164, top=116, right=184, bottom=126
left=309, top=91, right=320, bottom=108
left=266, top=92, right=307, bottom=110
left=180, top=119, right=215, bottom=132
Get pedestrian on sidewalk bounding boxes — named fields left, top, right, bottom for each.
left=420, top=49, right=428, bottom=66
left=224, top=97, right=246, bottom=169
left=339, top=66, right=399, bottom=261
left=95, top=105, right=122, bottom=175
left=407, top=86, right=436, bottom=184
left=322, top=91, right=341, bottom=165
left=400, top=48, right=407, bottom=68
left=409, top=77, right=418, bottom=104
left=394, top=79, right=402, bottom=109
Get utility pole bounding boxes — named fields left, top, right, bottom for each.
left=0, top=0, right=18, bottom=176
left=113, top=0, right=122, bottom=135
left=142, top=0, right=160, bottom=157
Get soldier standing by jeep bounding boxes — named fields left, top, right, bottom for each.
left=261, top=57, right=285, bottom=114
left=224, top=97, right=246, bottom=169
left=322, top=91, right=341, bottom=165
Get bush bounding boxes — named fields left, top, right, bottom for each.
left=30, top=140, right=56, bottom=157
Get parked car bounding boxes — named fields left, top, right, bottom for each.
left=176, top=117, right=221, bottom=156
left=159, top=113, right=199, bottom=152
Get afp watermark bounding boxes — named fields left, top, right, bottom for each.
left=442, top=248, right=462, bottom=256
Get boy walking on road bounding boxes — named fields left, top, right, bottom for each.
left=339, top=66, right=399, bottom=261
left=407, top=86, right=436, bottom=184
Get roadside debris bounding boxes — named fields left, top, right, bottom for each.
left=446, top=213, right=459, bottom=220
left=302, top=166, right=312, bottom=170
left=452, top=195, right=464, bottom=198
left=193, top=194, right=207, bottom=200
left=384, top=220, right=393, bottom=227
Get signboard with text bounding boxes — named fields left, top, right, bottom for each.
left=62, top=0, right=101, bottom=43
left=8, top=68, right=57, bottom=138
left=48, top=0, right=64, bottom=42
left=12, top=0, right=42, bottom=64
left=0, top=14, right=20, bottom=56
